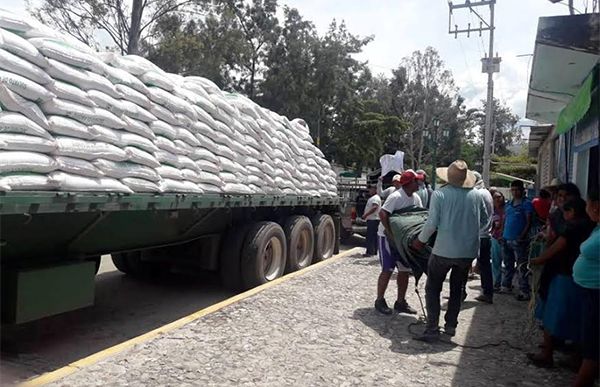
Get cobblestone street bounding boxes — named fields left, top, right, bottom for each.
left=45, top=252, right=573, bottom=387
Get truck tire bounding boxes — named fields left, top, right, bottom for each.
left=111, top=253, right=131, bottom=274
left=283, top=216, right=314, bottom=273
left=241, top=222, right=287, bottom=289
left=312, top=214, right=336, bottom=262
left=219, top=224, right=252, bottom=291
left=112, top=251, right=160, bottom=278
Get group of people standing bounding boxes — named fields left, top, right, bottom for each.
left=359, top=159, right=599, bottom=387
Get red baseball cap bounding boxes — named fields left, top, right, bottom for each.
left=416, top=172, right=425, bottom=181
left=399, top=170, right=418, bottom=186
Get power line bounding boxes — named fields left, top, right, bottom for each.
left=448, top=0, right=499, bottom=187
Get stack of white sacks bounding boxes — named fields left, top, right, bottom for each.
left=0, top=10, right=337, bottom=197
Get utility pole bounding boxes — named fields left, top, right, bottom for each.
left=448, top=0, right=500, bottom=187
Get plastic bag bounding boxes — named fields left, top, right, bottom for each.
left=380, top=150, right=405, bottom=177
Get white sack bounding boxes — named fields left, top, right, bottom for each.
left=190, top=147, right=219, bottom=164
left=120, top=100, right=157, bottom=123
left=154, top=149, right=179, bottom=167
left=41, top=98, right=126, bottom=129
left=156, top=165, right=184, bottom=180
left=0, top=151, right=57, bottom=173
left=0, top=28, right=49, bottom=67
left=47, top=80, right=96, bottom=107
left=0, top=173, right=59, bottom=191
left=0, top=85, right=49, bottom=129
left=195, top=159, right=221, bottom=174
left=120, top=132, right=158, bottom=153
left=121, top=116, right=155, bottom=140
left=159, top=179, right=203, bottom=193
left=55, top=156, right=103, bottom=178
left=197, top=182, right=222, bottom=193
left=149, top=103, right=179, bottom=126
left=0, top=48, right=52, bottom=84
left=121, top=177, right=162, bottom=193
left=0, top=133, right=56, bottom=153
left=0, top=70, right=55, bottom=102
left=222, top=183, right=253, bottom=195
left=0, top=111, right=52, bottom=139
left=125, top=146, right=160, bottom=168
left=54, top=137, right=128, bottom=161
left=87, top=89, right=125, bottom=116
left=50, top=171, right=133, bottom=193
left=115, top=84, right=152, bottom=109
left=93, top=159, right=160, bottom=182
left=103, top=65, right=149, bottom=94
left=28, top=37, right=104, bottom=72
left=149, top=120, right=177, bottom=140
left=139, top=71, right=174, bottom=91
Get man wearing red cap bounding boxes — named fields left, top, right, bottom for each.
left=375, top=169, right=422, bottom=315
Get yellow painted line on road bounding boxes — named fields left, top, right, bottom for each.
left=20, top=247, right=362, bottom=387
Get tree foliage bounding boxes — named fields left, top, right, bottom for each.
left=30, top=0, right=204, bottom=54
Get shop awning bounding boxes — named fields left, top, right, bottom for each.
left=525, top=13, right=599, bottom=125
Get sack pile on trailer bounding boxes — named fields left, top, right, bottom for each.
left=0, top=10, right=338, bottom=197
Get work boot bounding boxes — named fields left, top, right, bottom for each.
left=374, top=298, right=392, bottom=315
left=443, top=325, right=456, bottom=337
left=475, top=294, right=493, bottom=304
left=414, top=328, right=440, bottom=343
left=394, top=300, right=417, bottom=314
left=516, top=292, right=531, bottom=301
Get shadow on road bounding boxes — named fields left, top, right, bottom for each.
left=1, top=258, right=235, bottom=384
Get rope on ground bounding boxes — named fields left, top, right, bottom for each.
left=406, top=321, right=526, bottom=351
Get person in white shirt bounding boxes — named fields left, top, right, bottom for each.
left=361, top=185, right=381, bottom=256
left=377, top=173, right=402, bottom=200
left=375, top=170, right=422, bottom=315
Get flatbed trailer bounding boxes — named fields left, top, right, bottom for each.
left=0, top=191, right=340, bottom=324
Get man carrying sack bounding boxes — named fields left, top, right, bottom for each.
left=412, top=160, right=487, bottom=342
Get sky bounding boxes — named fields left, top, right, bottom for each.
left=1, top=0, right=578, bottom=123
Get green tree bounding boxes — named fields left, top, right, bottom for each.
left=387, top=48, right=458, bottom=169
left=30, top=0, right=206, bottom=54
left=218, top=0, right=280, bottom=98
left=143, top=11, right=244, bottom=89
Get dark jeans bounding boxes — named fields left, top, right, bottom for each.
left=365, top=220, right=379, bottom=255
left=477, top=237, right=493, bottom=296
left=502, top=239, right=530, bottom=294
left=425, top=254, right=473, bottom=331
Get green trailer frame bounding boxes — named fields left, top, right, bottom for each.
left=0, top=191, right=340, bottom=324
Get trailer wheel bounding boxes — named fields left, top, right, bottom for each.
left=111, top=253, right=131, bottom=274
left=241, top=222, right=287, bottom=289
left=312, top=214, right=336, bottom=262
left=283, top=216, right=314, bottom=273
left=112, top=252, right=160, bottom=278
left=219, top=224, right=252, bottom=291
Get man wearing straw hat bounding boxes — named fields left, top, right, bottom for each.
left=412, top=160, right=487, bottom=342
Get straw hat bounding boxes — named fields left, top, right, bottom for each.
left=436, top=160, right=476, bottom=188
